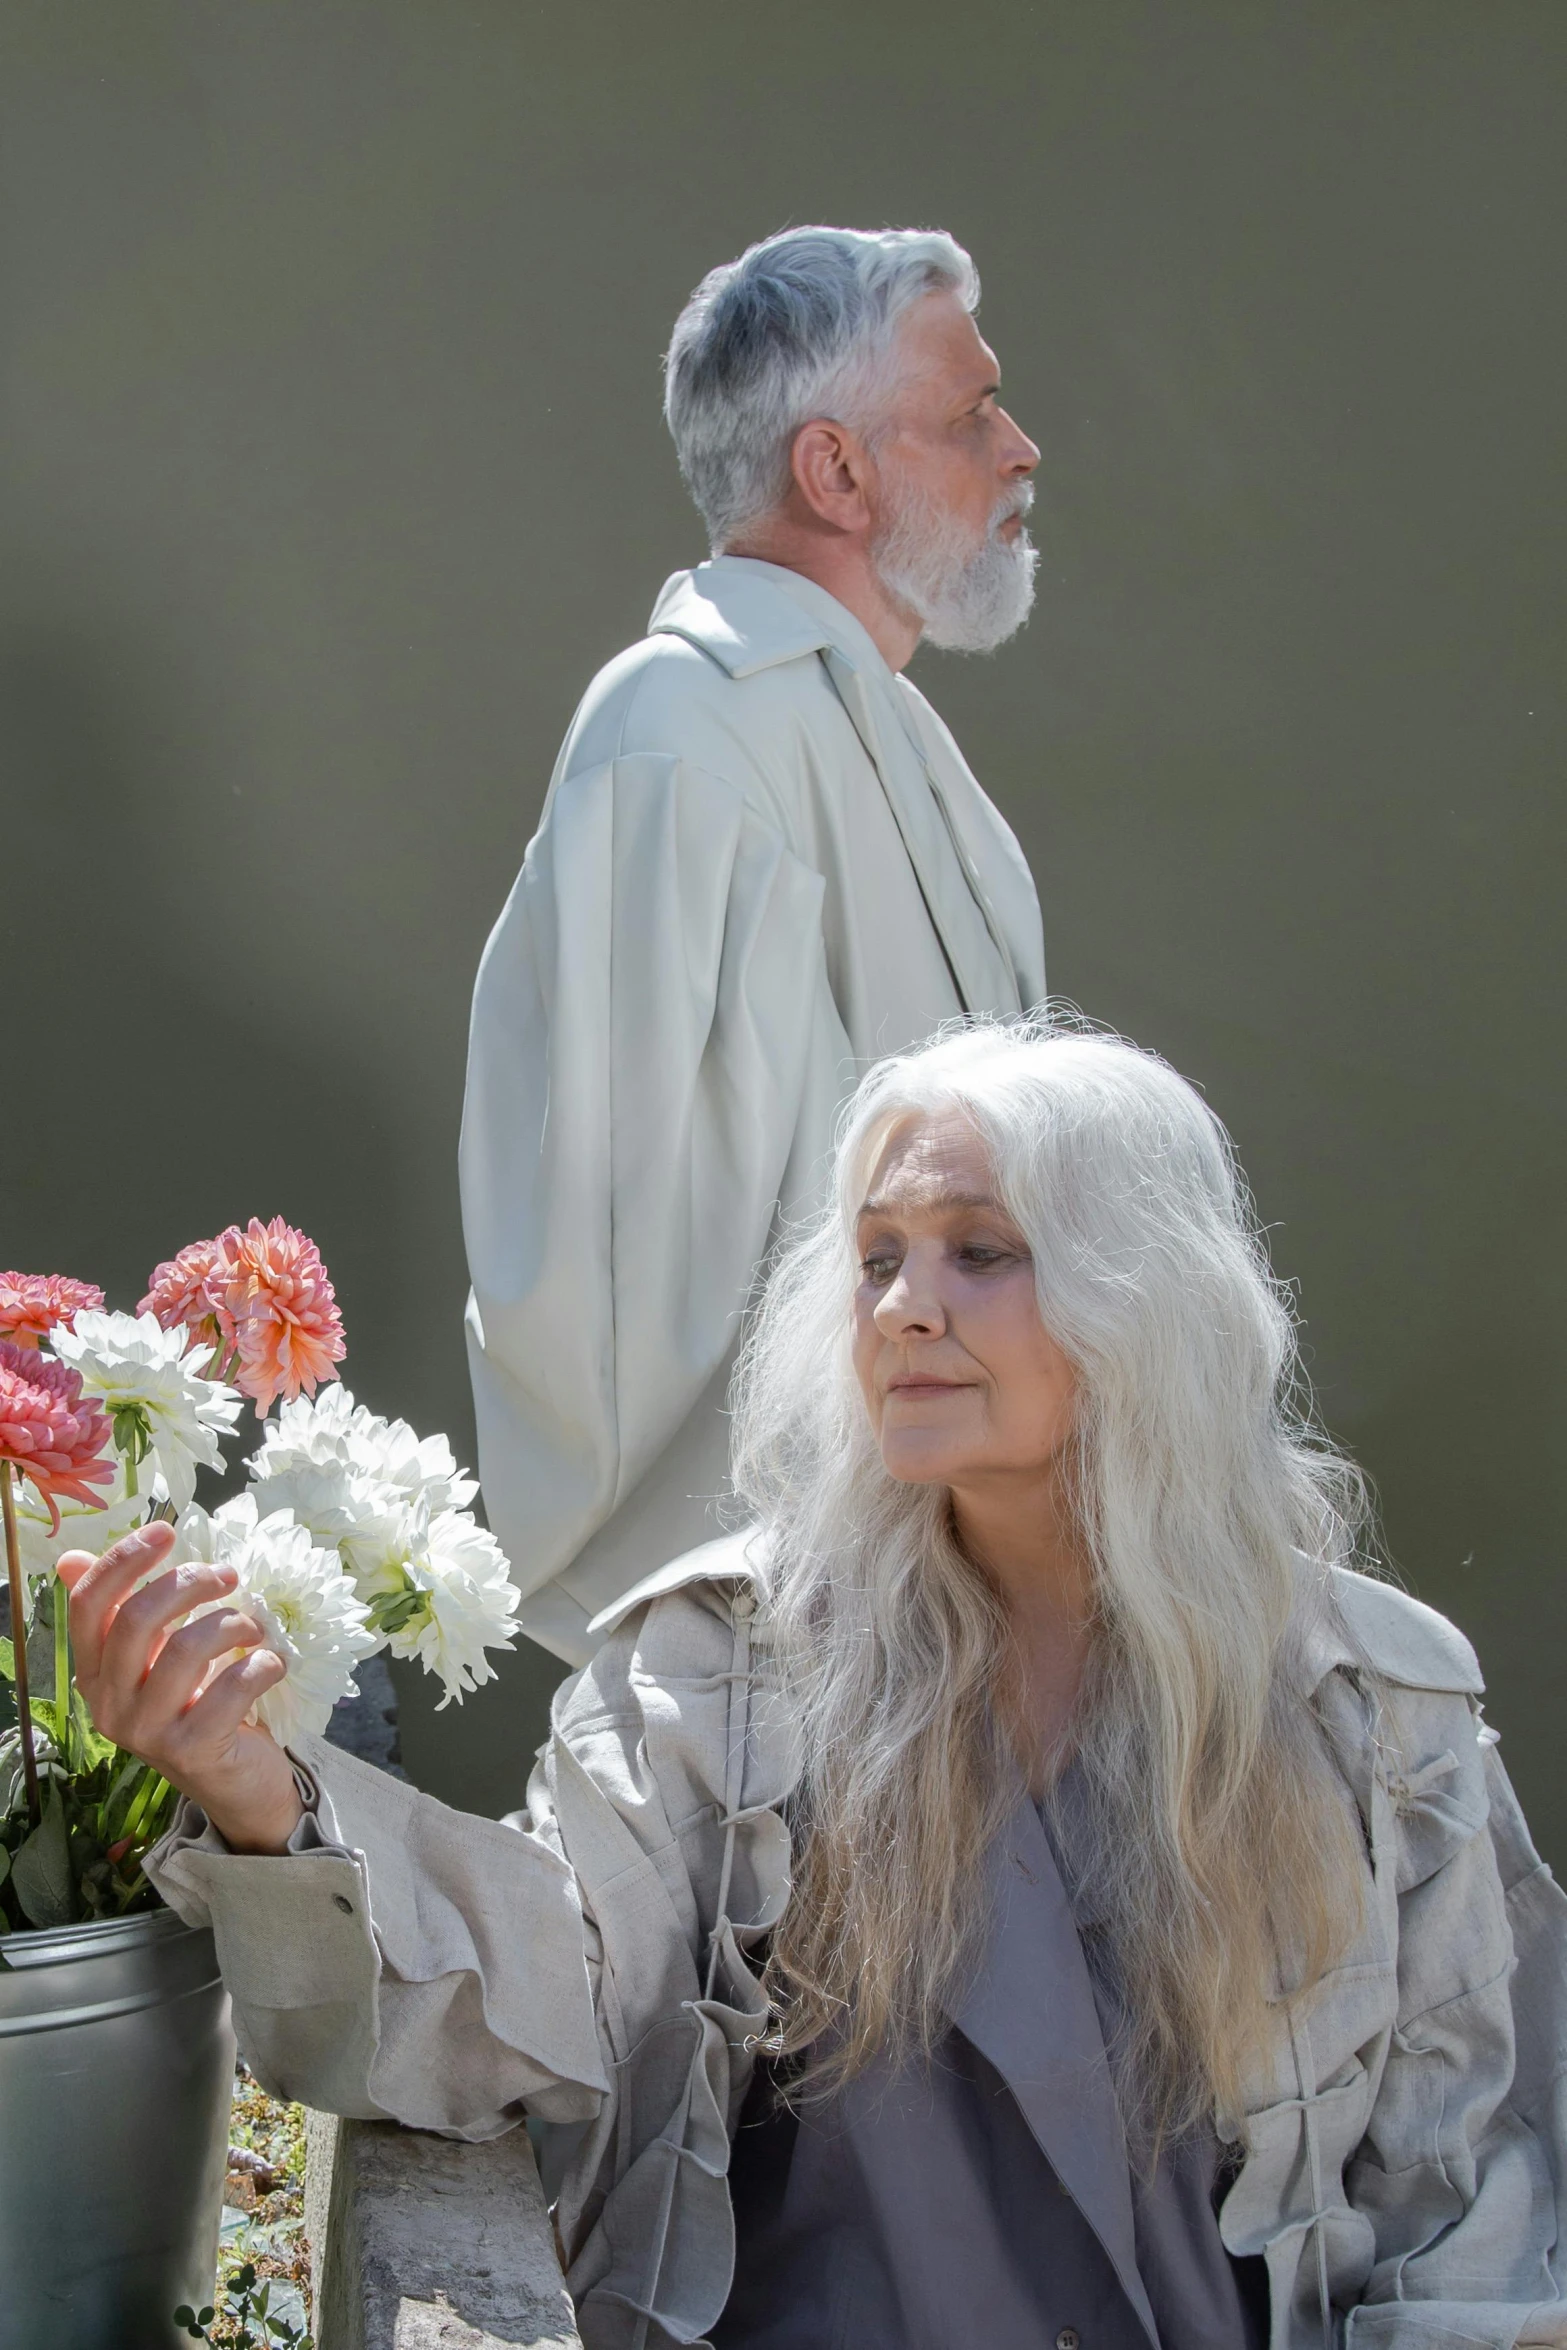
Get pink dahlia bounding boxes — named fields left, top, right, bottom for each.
left=0, top=1272, right=106, bottom=1350
left=0, top=1341, right=115, bottom=1532
left=140, top=1230, right=240, bottom=1364
left=221, top=1217, right=346, bottom=1417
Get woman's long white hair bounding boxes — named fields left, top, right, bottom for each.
left=732, top=1015, right=1368, bottom=2139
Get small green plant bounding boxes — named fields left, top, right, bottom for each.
left=0, top=1583, right=180, bottom=1930
left=175, top=2262, right=312, bottom=2348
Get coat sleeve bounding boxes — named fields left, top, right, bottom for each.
left=1343, top=1709, right=1567, bottom=2347
left=460, top=752, right=835, bottom=1644
left=144, top=1734, right=609, bottom=2141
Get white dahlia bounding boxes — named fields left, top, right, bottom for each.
left=248, top=1385, right=477, bottom=1516
left=52, top=1309, right=240, bottom=1511
left=339, top=1497, right=517, bottom=1709
left=173, top=1492, right=377, bottom=1746
left=245, top=1456, right=391, bottom=1552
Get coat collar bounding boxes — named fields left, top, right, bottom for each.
left=587, top=1545, right=1484, bottom=1702
left=584, top=1527, right=766, bottom=1643
left=1303, top=1564, right=1483, bottom=1697
left=648, top=556, right=898, bottom=684
left=649, top=558, right=1022, bottom=1021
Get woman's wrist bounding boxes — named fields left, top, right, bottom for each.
left=195, top=1769, right=306, bottom=1857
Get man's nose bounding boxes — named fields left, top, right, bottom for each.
left=998, top=407, right=1041, bottom=477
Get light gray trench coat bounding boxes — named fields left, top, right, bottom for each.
left=460, top=557, right=1045, bottom=1665
left=149, top=1536, right=1567, bottom=2350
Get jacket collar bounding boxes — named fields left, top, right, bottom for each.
left=588, top=1544, right=1483, bottom=1704
left=584, top=1527, right=766, bottom=1643
left=648, top=556, right=897, bottom=684
left=1303, top=1563, right=1483, bottom=1697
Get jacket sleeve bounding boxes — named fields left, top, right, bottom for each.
left=460, top=751, right=836, bottom=1654
left=1344, top=1708, right=1567, bottom=2347
left=144, top=1734, right=608, bottom=2141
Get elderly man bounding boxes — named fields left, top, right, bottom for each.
left=462, top=224, right=1045, bottom=1663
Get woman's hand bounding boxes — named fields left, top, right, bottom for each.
left=59, top=1521, right=305, bottom=1856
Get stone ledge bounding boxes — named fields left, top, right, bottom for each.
left=306, top=2111, right=582, bottom=2349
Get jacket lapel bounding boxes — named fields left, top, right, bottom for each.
left=821, top=648, right=1017, bottom=1018
left=650, top=559, right=1022, bottom=1018
left=946, top=1796, right=1161, bottom=2350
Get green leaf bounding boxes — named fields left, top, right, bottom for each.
left=100, top=1749, right=146, bottom=1837
left=12, top=1787, right=75, bottom=1927
left=0, top=1636, right=13, bottom=1684
left=68, top=1687, right=114, bottom=1775
left=367, top=1586, right=424, bottom=1637
left=111, top=1402, right=154, bottom=1468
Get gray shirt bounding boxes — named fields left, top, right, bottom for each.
left=715, top=1792, right=1267, bottom=2350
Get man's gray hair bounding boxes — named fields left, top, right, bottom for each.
left=664, top=225, right=980, bottom=548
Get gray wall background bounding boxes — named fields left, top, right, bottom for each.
left=3, top=4, right=1562, bottom=1853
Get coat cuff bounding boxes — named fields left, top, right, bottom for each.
left=146, top=1734, right=607, bottom=2129
left=145, top=1757, right=388, bottom=2113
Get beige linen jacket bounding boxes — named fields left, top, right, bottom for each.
left=459, top=556, right=1045, bottom=1663
left=149, top=1537, right=1567, bottom=2350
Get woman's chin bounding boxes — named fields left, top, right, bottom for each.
left=877, top=1437, right=966, bottom=1487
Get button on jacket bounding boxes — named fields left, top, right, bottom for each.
left=459, top=559, right=1045, bottom=1661
left=150, top=1546, right=1567, bottom=2350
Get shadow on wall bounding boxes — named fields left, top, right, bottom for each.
left=0, top=609, right=405, bottom=1319
left=0, top=601, right=565, bottom=1810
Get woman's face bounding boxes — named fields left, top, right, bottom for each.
left=851, top=1109, right=1078, bottom=1493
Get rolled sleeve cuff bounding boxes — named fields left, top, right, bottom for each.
left=146, top=1759, right=388, bottom=2113
left=145, top=1735, right=607, bottom=2131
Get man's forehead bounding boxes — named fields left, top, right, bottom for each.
left=893, top=290, right=1000, bottom=395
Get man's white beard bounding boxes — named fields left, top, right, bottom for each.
left=871, top=476, right=1038, bottom=653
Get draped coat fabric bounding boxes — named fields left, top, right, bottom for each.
left=149, top=1543, right=1567, bottom=2350
left=458, top=558, right=1045, bottom=1661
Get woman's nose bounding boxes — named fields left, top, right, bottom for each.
left=872, top=1262, right=946, bottom=1338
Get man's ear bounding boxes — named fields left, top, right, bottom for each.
left=789, top=417, right=875, bottom=538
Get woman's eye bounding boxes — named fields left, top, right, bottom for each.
left=956, top=1244, right=1009, bottom=1269
left=860, top=1254, right=899, bottom=1285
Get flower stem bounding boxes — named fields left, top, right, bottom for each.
left=0, top=1462, right=41, bottom=1826
left=53, top=1578, right=71, bottom=1762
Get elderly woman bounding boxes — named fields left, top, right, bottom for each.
left=67, top=1023, right=1566, bottom=2350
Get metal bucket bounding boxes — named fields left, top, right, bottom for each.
left=0, top=1905, right=236, bottom=2349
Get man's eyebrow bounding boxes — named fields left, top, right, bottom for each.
left=857, top=1188, right=999, bottom=1219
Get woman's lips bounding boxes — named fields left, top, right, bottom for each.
left=884, top=1376, right=971, bottom=1394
